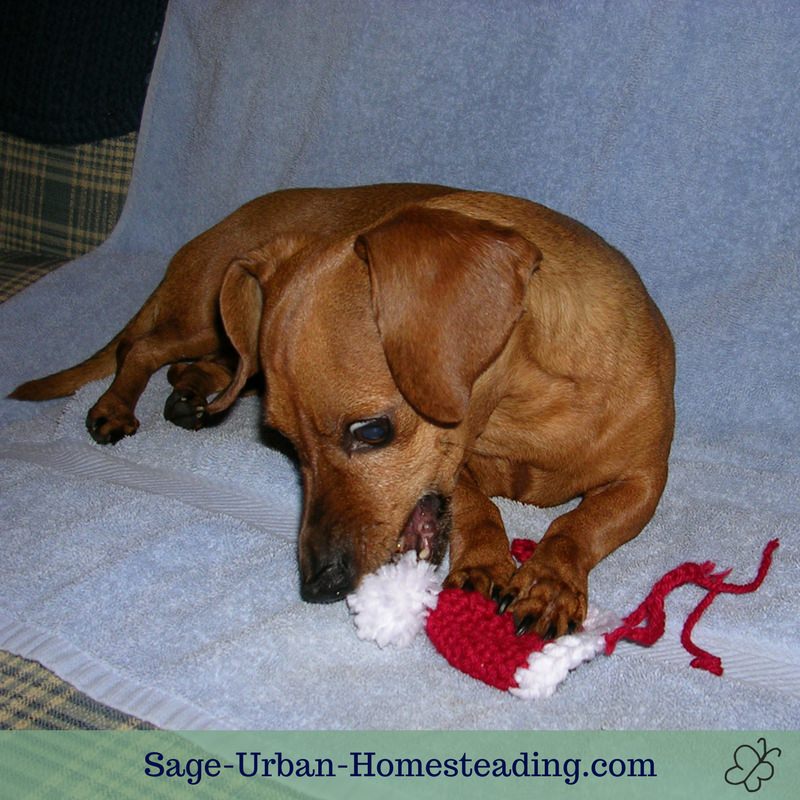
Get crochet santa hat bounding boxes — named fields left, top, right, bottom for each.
left=347, top=537, right=778, bottom=698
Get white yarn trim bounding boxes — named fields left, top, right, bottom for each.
left=347, top=552, right=442, bottom=648
left=510, top=606, right=620, bottom=699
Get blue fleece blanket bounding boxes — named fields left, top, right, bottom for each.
left=1, top=0, right=797, bottom=729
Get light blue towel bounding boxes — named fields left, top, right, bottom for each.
left=1, top=0, right=798, bottom=729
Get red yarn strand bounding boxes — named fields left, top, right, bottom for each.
left=604, top=539, right=779, bottom=676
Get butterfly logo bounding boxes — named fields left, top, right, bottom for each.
left=724, top=737, right=782, bottom=792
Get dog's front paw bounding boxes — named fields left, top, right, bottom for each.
left=503, top=558, right=588, bottom=639
left=164, top=389, right=208, bottom=430
left=444, top=556, right=515, bottom=601
left=86, top=400, right=139, bottom=445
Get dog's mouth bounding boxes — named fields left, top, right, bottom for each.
left=394, top=493, right=450, bottom=562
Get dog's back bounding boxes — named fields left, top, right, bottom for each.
left=9, top=183, right=455, bottom=403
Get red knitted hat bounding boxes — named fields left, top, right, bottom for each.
left=350, top=536, right=779, bottom=698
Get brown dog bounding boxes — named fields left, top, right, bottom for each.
left=11, top=184, right=675, bottom=638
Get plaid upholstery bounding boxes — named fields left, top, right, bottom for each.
left=0, top=250, right=67, bottom=303
left=0, top=130, right=136, bottom=258
left=0, top=650, right=154, bottom=730
left=0, top=130, right=136, bottom=302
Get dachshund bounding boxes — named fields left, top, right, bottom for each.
left=11, top=184, right=675, bottom=638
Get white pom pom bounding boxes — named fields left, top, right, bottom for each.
left=346, top=552, right=443, bottom=648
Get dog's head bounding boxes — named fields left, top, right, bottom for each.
left=214, top=205, right=540, bottom=602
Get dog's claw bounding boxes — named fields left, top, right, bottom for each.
left=497, top=592, right=516, bottom=615
left=86, top=414, right=129, bottom=445
left=514, top=614, right=572, bottom=639
left=164, top=389, right=208, bottom=430
left=514, top=614, right=535, bottom=637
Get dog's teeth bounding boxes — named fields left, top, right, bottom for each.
left=419, top=546, right=430, bottom=560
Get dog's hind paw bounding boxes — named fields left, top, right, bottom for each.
left=164, top=389, right=208, bottom=430
left=86, top=407, right=139, bottom=445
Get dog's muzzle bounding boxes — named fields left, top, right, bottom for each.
left=300, top=493, right=449, bottom=604
left=300, top=550, right=355, bottom=604
left=394, top=492, right=449, bottom=561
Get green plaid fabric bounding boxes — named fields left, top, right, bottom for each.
left=0, top=130, right=136, bottom=258
left=0, top=129, right=136, bottom=303
left=0, top=250, right=67, bottom=303
left=0, top=650, right=154, bottom=730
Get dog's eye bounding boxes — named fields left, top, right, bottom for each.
left=348, top=417, right=394, bottom=449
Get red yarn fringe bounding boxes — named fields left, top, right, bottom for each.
left=509, top=536, right=779, bottom=677
left=603, top=539, right=779, bottom=675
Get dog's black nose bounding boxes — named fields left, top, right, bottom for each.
left=300, top=556, right=355, bottom=604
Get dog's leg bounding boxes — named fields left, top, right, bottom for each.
left=86, top=329, right=219, bottom=444
left=443, top=473, right=517, bottom=599
left=505, top=474, right=667, bottom=638
left=164, top=355, right=236, bottom=430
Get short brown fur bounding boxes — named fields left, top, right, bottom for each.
left=11, top=184, right=675, bottom=637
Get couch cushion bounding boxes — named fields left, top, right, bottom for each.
left=0, top=0, right=167, bottom=145
left=0, top=250, right=67, bottom=303
left=0, top=130, right=136, bottom=260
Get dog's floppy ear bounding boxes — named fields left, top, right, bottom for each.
left=355, top=206, right=541, bottom=424
left=209, top=235, right=306, bottom=414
